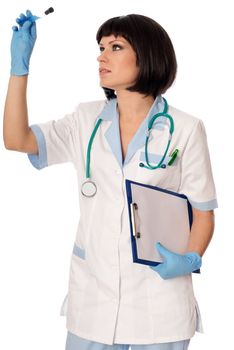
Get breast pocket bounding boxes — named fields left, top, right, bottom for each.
left=135, top=151, right=181, bottom=192
left=139, top=151, right=173, bottom=168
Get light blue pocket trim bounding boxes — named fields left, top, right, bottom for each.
left=189, top=198, right=218, bottom=211
left=140, top=151, right=172, bottom=166
left=27, top=125, right=48, bottom=170
left=73, top=243, right=86, bottom=260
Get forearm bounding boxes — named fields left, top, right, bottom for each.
left=187, top=208, right=215, bottom=256
left=3, top=75, right=30, bottom=150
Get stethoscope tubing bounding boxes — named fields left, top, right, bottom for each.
left=86, top=118, right=102, bottom=179
left=82, top=97, right=174, bottom=196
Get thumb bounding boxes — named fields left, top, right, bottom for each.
left=156, top=242, right=172, bottom=261
left=30, top=22, right=37, bottom=39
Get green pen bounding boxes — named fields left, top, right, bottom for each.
left=168, top=149, right=179, bottom=166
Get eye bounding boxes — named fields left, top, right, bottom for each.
left=112, top=44, right=122, bottom=51
left=98, top=44, right=122, bottom=53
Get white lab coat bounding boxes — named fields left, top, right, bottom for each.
left=28, top=96, right=217, bottom=345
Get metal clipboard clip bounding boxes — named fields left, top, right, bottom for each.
left=130, top=202, right=141, bottom=239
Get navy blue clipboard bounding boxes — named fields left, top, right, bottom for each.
left=125, top=179, right=200, bottom=274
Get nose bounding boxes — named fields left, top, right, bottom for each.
left=97, top=49, right=108, bottom=63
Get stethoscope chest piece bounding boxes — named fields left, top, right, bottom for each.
left=81, top=180, right=97, bottom=197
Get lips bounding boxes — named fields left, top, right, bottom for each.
left=99, top=68, right=111, bottom=73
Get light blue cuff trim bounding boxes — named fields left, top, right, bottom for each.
left=189, top=198, right=218, bottom=211
left=73, top=243, right=86, bottom=260
left=27, top=125, right=48, bottom=170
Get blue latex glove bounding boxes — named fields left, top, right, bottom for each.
left=149, top=242, right=202, bottom=279
left=10, top=10, right=39, bottom=75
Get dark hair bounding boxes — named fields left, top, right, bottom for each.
left=96, top=14, right=177, bottom=100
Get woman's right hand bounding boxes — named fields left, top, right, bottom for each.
left=10, top=10, right=38, bottom=76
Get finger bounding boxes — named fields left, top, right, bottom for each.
left=12, top=25, right=19, bottom=32
left=150, top=264, right=166, bottom=278
left=26, top=10, right=39, bottom=22
left=15, top=13, right=27, bottom=27
left=17, top=15, right=38, bottom=26
left=16, top=18, right=24, bottom=26
left=150, top=264, right=159, bottom=272
left=19, top=13, right=27, bottom=21
left=185, top=252, right=202, bottom=268
left=26, top=9, right=33, bottom=18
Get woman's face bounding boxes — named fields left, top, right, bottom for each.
left=97, top=35, right=139, bottom=92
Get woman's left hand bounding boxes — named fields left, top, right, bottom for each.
left=149, top=242, right=202, bottom=279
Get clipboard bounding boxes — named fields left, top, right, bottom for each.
left=125, top=179, right=199, bottom=273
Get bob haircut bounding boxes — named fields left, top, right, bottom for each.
left=96, top=14, right=177, bottom=100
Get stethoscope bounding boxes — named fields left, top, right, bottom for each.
left=81, top=97, right=174, bottom=197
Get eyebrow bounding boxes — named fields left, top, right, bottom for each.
left=99, top=39, right=126, bottom=46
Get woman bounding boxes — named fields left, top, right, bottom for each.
left=3, top=10, right=217, bottom=350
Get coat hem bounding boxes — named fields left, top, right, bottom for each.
left=113, top=331, right=196, bottom=345
left=66, top=325, right=196, bottom=345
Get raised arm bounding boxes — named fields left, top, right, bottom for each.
left=3, top=76, right=38, bottom=154
left=3, top=10, right=38, bottom=154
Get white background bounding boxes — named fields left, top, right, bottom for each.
left=0, top=0, right=233, bottom=349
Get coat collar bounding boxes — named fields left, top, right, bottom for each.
left=98, top=95, right=167, bottom=168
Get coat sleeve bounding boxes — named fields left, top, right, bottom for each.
left=179, top=119, right=218, bottom=211
left=27, top=111, right=78, bottom=170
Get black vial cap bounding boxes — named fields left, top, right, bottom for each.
left=44, top=7, right=54, bottom=15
